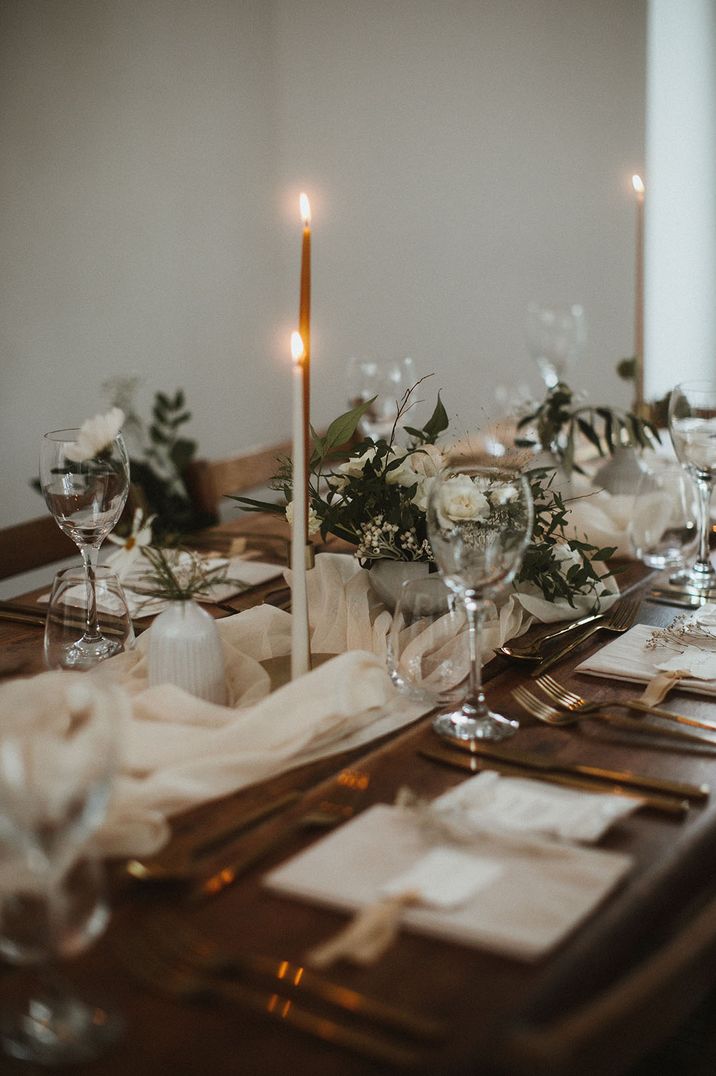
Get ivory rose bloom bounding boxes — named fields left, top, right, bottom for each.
left=65, top=407, right=125, bottom=463
left=435, top=474, right=490, bottom=528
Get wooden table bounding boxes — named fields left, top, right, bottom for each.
left=2, top=516, right=716, bottom=1076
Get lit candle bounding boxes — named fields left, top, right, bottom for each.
left=299, top=193, right=311, bottom=540
left=632, top=174, right=645, bottom=411
left=290, top=330, right=310, bottom=679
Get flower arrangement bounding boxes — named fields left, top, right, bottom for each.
left=236, top=381, right=617, bottom=610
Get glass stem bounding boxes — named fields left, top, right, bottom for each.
left=80, top=545, right=102, bottom=640
left=694, top=475, right=715, bottom=577
left=464, top=594, right=488, bottom=717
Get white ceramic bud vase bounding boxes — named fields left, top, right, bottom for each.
left=147, top=599, right=227, bottom=705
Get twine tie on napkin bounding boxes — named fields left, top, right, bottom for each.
left=639, top=668, right=691, bottom=706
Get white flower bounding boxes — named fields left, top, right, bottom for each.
left=411, top=474, right=436, bottom=512
left=435, top=474, right=490, bottom=528
left=65, top=407, right=124, bottom=462
left=285, top=501, right=321, bottom=536
left=105, top=508, right=155, bottom=580
left=336, top=446, right=381, bottom=480
left=385, top=451, right=419, bottom=488
left=407, top=443, right=445, bottom=478
left=490, top=482, right=518, bottom=505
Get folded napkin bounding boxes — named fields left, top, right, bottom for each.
left=577, top=612, right=716, bottom=699
left=266, top=792, right=633, bottom=962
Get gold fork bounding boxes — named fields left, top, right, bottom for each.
left=535, top=674, right=716, bottom=733
left=513, top=683, right=716, bottom=749
left=528, top=599, right=640, bottom=678
left=118, top=928, right=427, bottom=1068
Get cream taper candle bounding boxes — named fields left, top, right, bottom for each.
left=290, top=330, right=310, bottom=678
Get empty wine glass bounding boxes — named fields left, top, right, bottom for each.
left=346, top=356, right=417, bottom=440
left=40, top=420, right=130, bottom=667
left=386, top=575, right=470, bottom=706
left=427, top=465, right=533, bottom=741
left=526, top=303, right=587, bottom=389
left=44, top=566, right=135, bottom=670
left=668, top=381, right=716, bottom=591
left=0, top=675, right=123, bottom=1063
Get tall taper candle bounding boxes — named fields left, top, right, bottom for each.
left=299, top=193, right=311, bottom=540
left=290, top=330, right=310, bottom=679
left=632, top=174, right=645, bottom=411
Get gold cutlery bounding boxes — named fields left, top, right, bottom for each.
left=513, top=684, right=716, bottom=751
left=119, top=930, right=427, bottom=1068
left=497, top=603, right=635, bottom=662
left=125, top=791, right=302, bottom=883
left=438, top=731, right=709, bottom=801
left=133, top=913, right=444, bottom=1043
left=419, top=745, right=689, bottom=815
left=528, top=599, right=640, bottom=677
left=536, top=674, right=716, bottom=734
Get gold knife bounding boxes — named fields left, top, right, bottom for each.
left=419, top=746, right=689, bottom=816
left=439, top=732, right=709, bottom=800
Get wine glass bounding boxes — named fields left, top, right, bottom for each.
left=427, top=464, right=534, bottom=741
left=668, top=381, right=716, bottom=591
left=0, top=676, right=123, bottom=1063
left=525, top=303, right=587, bottom=389
left=40, top=427, right=130, bottom=667
left=386, top=575, right=470, bottom=706
left=346, top=356, right=417, bottom=440
left=44, top=566, right=135, bottom=670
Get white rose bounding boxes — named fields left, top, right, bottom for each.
left=384, top=451, right=419, bottom=488
left=335, top=446, right=381, bottom=481
left=411, top=474, right=436, bottom=512
left=435, top=474, right=490, bottom=528
left=409, top=443, right=445, bottom=478
left=65, top=407, right=125, bottom=463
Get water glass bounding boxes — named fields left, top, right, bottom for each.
left=387, top=576, right=469, bottom=706
left=44, top=566, right=135, bottom=670
left=628, top=462, right=698, bottom=571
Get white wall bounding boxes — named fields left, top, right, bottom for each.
left=0, top=0, right=646, bottom=528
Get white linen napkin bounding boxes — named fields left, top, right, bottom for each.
left=576, top=622, right=716, bottom=698
left=563, top=473, right=634, bottom=559
left=265, top=800, right=633, bottom=962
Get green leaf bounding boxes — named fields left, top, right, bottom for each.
left=229, top=495, right=285, bottom=515
left=576, top=417, right=604, bottom=456
left=323, top=399, right=376, bottom=452
left=422, top=394, right=449, bottom=441
left=156, top=391, right=171, bottom=409
left=150, top=424, right=169, bottom=445
left=169, top=437, right=196, bottom=474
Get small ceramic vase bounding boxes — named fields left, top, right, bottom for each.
left=147, top=599, right=227, bottom=705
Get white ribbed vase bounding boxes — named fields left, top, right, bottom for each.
left=147, top=599, right=227, bottom=705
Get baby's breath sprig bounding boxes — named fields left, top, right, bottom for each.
left=646, top=615, right=716, bottom=654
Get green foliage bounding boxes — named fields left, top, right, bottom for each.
left=137, top=546, right=243, bottom=601
left=515, top=381, right=661, bottom=476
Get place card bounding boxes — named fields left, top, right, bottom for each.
left=380, top=847, right=504, bottom=909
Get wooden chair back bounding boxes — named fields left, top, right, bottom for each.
left=0, top=516, right=76, bottom=581
left=183, top=438, right=293, bottom=519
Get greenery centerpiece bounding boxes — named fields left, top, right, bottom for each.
left=235, top=381, right=620, bottom=612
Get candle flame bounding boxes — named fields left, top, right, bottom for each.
left=291, top=330, right=305, bottom=366
left=632, top=174, right=645, bottom=195
left=299, top=192, right=311, bottom=226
